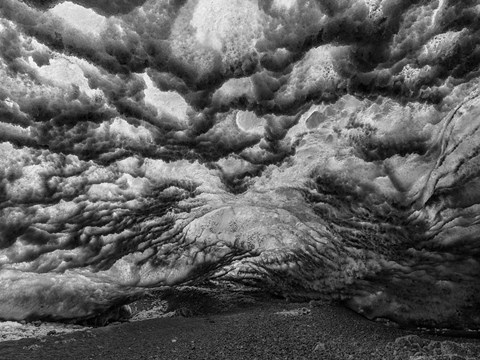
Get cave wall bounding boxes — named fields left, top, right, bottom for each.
left=0, top=0, right=479, bottom=328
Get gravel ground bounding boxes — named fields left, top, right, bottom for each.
left=0, top=287, right=479, bottom=360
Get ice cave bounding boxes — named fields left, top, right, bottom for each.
left=0, top=0, right=479, bottom=335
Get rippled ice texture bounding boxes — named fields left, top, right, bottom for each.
left=0, top=0, right=479, bottom=329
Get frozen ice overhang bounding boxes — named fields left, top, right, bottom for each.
left=0, top=0, right=479, bottom=330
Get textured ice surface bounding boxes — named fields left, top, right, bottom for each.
left=0, top=0, right=480, bottom=329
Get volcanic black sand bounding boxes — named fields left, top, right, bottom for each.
left=0, top=287, right=479, bottom=360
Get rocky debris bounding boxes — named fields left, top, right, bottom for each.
left=86, top=305, right=132, bottom=326
left=0, top=320, right=89, bottom=342
left=0, top=285, right=266, bottom=342
left=130, top=285, right=266, bottom=321
left=313, top=342, right=326, bottom=352
left=0, top=294, right=479, bottom=360
left=274, top=307, right=311, bottom=316
left=385, top=335, right=480, bottom=360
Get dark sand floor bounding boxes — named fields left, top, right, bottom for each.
left=1, top=288, right=479, bottom=360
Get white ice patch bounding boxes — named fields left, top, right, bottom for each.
left=213, top=77, right=254, bottom=104
left=5, top=165, right=45, bottom=202
left=190, top=0, right=263, bottom=58
left=272, top=0, right=297, bottom=10
left=422, top=30, right=465, bottom=59
left=431, top=0, right=446, bottom=27
left=0, top=321, right=88, bottom=342
left=364, top=0, right=384, bottom=21
left=107, top=117, right=154, bottom=144
left=282, top=45, right=346, bottom=98
left=236, top=111, right=265, bottom=135
left=141, top=73, right=189, bottom=123
left=87, top=183, right=123, bottom=200
left=49, top=2, right=106, bottom=36
left=296, top=45, right=338, bottom=82
left=36, top=57, right=95, bottom=95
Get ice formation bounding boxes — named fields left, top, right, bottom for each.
left=0, top=0, right=479, bottom=329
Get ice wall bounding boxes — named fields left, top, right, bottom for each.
left=0, top=0, right=479, bottom=329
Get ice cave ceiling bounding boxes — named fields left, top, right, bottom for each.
left=0, top=0, right=480, bottom=329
